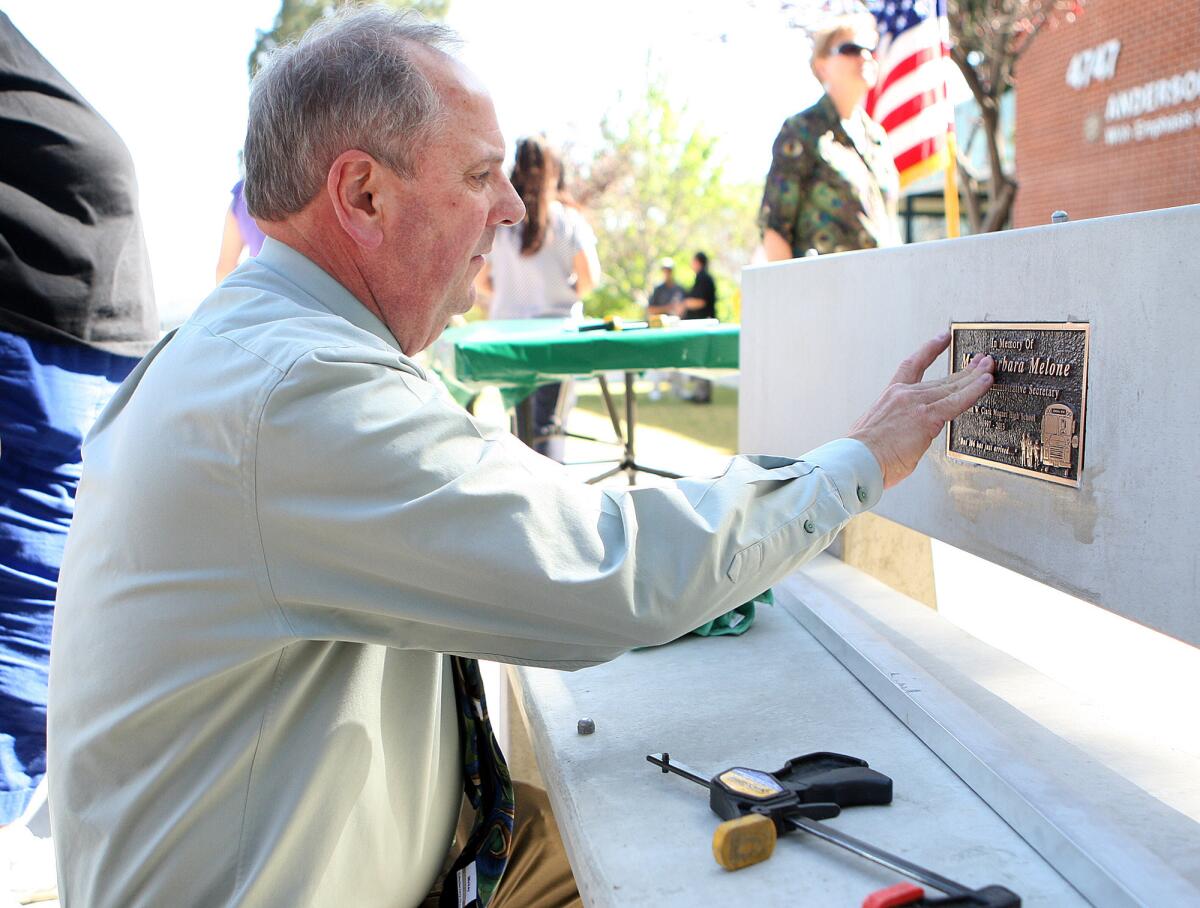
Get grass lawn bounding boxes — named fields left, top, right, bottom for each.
left=573, top=378, right=738, bottom=454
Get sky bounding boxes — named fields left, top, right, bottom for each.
left=4, top=0, right=823, bottom=325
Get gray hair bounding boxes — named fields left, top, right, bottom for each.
left=244, top=6, right=459, bottom=221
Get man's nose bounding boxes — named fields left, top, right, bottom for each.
left=494, top=179, right=526, bottom=227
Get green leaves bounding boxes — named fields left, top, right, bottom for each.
left=574, top=80, right=760, bottom=320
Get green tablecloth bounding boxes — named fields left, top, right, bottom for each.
left=431, top=318, right=740, bottom=406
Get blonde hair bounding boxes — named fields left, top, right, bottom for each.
left=808, top=13, right=878, bottom=78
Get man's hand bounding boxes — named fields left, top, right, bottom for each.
left=848, top=332, right=995, bottom=489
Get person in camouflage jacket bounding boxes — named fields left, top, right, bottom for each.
left=759, top=15, right=901, bottom=260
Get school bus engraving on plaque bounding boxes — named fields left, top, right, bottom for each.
left=946, top=323, right=1090, bottom=487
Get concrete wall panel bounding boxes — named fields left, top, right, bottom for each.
left=740, top=204, right=1200, bottom=646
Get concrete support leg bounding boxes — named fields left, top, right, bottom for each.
left=838, top=513, right=938, bottom=609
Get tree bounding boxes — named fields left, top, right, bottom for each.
left=249, top=0, right=450, bottom=78
left=571, top=82, right=762, bottom=321
left=947, top=0, right=1085, bottom=232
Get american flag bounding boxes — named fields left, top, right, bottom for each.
left=865, top=0, right=955, bottom=188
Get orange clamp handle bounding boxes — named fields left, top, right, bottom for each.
left=863, top=882, right=926, bottom=908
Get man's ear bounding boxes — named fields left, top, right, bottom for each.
left=326, top=151, right=386, bottom=250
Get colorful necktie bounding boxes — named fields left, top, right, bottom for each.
left=440, top=656, right=515, bottom=908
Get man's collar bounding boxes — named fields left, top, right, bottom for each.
left=255, top=237, right=403, bottom=351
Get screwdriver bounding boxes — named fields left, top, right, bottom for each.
left=648, top=752, right=1020, bottom=907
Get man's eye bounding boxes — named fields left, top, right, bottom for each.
left=471, top=172, right=490, bottom=186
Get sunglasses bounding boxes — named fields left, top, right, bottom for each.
left=833, top=42, right=877, bottom=58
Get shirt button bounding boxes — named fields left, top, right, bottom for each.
left=803, top=519, right=816, bottom=534
left=857, top=485, right=869, bottom=503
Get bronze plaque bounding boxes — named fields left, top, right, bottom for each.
left=946, top=322, right=1090, bottom=487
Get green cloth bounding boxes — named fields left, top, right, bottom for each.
left=690, top=588, right=773, bottom=638
left=431, top=318, right=740, bottom=407
left=637, top=589, right=772, bottom=650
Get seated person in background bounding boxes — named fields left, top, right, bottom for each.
left=645, top=257, right=684, bottom=399
left=47, top=9, right=995, bottom=907
left=647, top=257, right=684, bottom=317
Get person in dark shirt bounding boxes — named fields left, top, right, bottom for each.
left=647, top=258, right=684, bottom=317
left=0, top=12, right=157, bottom=865
left=0, top=16, right=157, bottom=351
left=680, top=251, right=717, bottom=402
left=682, top=251, right=717, bottom=320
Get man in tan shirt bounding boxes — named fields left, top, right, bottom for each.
left=47, top=9, right=994, bottom=907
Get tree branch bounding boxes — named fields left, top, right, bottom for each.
left=958, top=156, right=983, bottom=234
left=984, top=178, right=1017, bottom=231
left=950, top=45, right=991, bottom=111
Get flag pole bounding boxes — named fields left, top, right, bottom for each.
left=943, top=130, right=960, bottom=238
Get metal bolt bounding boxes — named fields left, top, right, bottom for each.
left=577, top=717, right=596, bottom=735
left=1051, top=210, right=1070, bottom=224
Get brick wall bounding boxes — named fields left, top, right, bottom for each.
left=1013, top=0, right=1200, bottom=228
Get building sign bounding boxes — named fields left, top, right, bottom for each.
left=1066, top=39, right=1121, bottom=90
left=1013, top=0, right=1200, bottom=228
left=1064, top=33, right=1200, bottom=147
left=1102, top=67, right=1200, bottom=145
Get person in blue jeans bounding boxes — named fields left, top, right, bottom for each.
left=0, top=12, right=157, bottom=870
